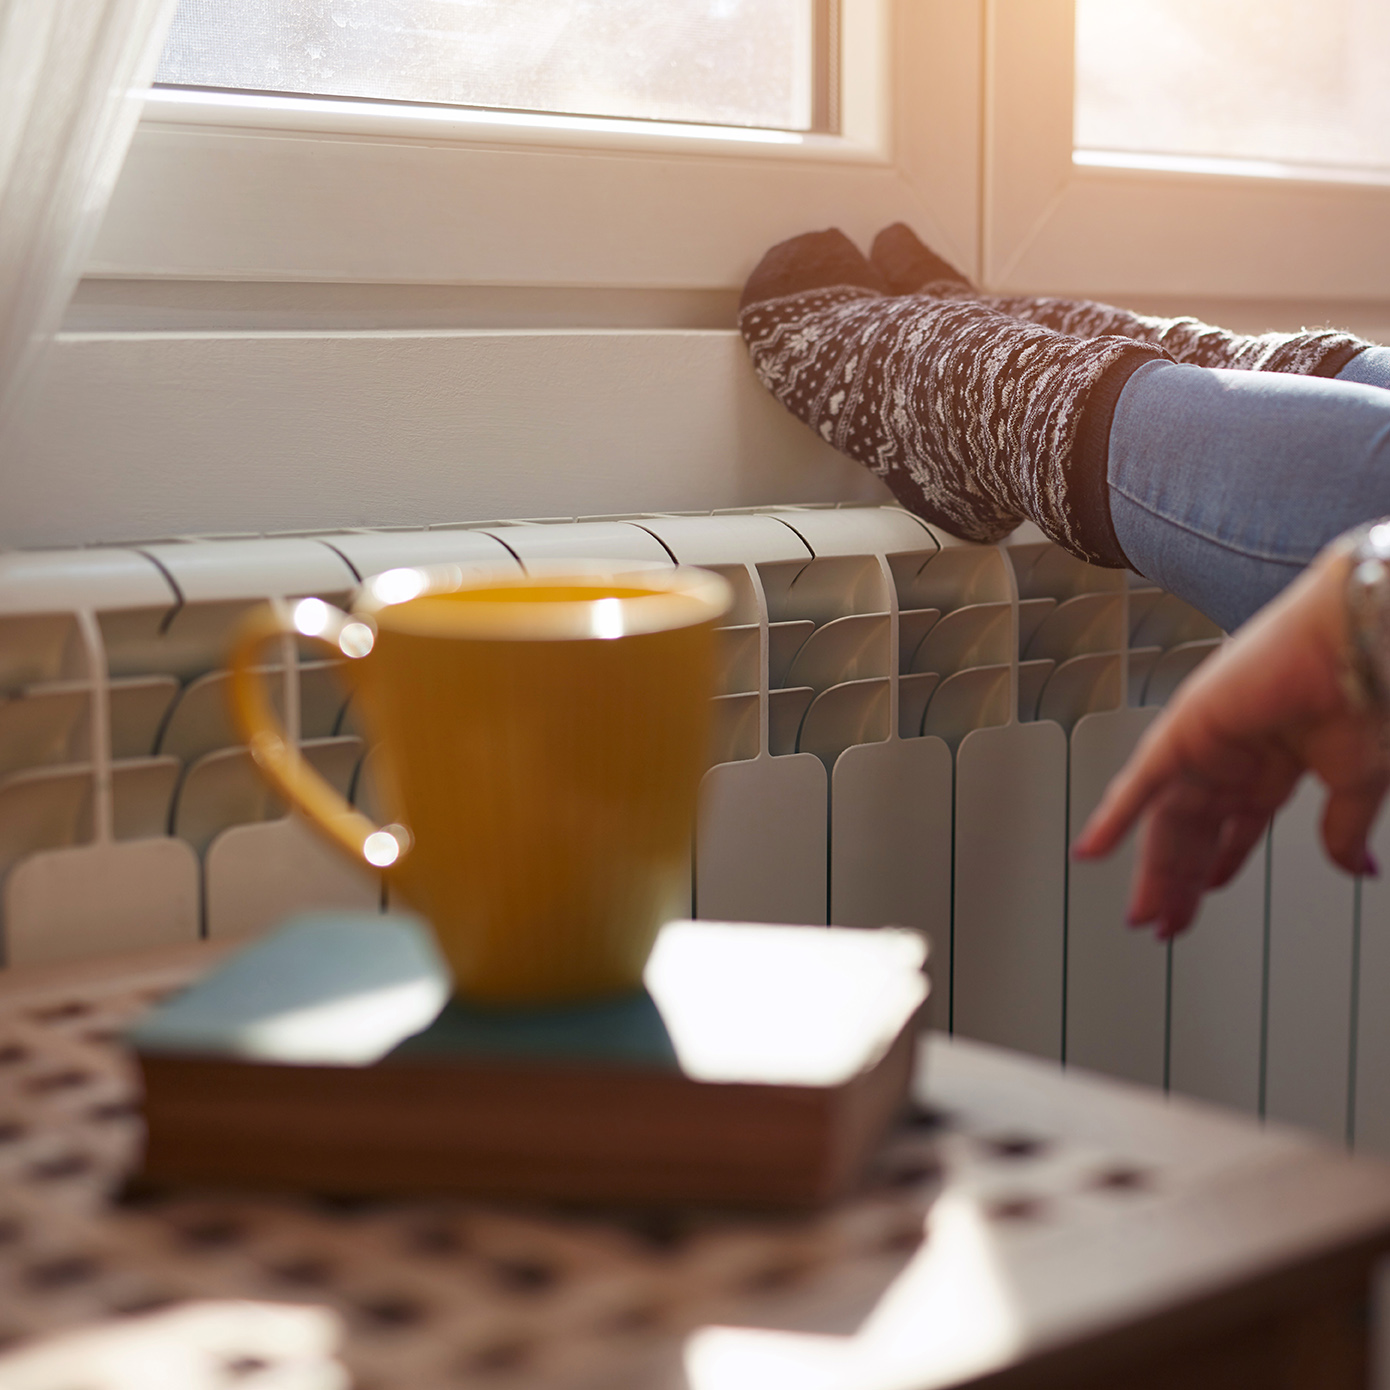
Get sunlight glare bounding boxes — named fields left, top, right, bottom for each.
left=684, top=1193, right=1022, bottom=1390
left=292, top=596, right=332, bottom=637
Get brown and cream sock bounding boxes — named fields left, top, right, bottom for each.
left=870, top=222, right=1374, bottom=379
left=739, top=228, right=1165, bottom=567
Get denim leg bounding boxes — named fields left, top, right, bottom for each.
left=1107, top=358, right=1390, bottom=631
left=1338, top=345, right=1390, bottom=389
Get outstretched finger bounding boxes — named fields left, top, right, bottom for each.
left=1321, top=775, right=1390, bottom=876
left=1072, top=726, right=1184, bottom=861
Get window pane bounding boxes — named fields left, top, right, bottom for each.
left=155, top=0, right=818, bottom=132
left=1075, top=0, right=1390, bottom=174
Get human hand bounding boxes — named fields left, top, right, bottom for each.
left=1072, top=545, right=1390, bottom=938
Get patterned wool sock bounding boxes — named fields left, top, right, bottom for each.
left=739, top=228, right=1166, bottom=567
left=870, top=222, right=1375, bottom=379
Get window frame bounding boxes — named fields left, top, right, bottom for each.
left=95, top=0, right=1390, bottom=307
left=90, top=0, right=986, bottom=298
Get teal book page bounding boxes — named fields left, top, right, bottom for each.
left=127, top=913, right=450, bottom=1065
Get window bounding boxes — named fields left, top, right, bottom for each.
left=156, top=0, right=832, bottom=134
left=1075, top=0, right=1390, bottom=180
left=983, top=0, right=1390, bottom=303
left=89, top=0, right=979, bottom=301
left=88, top=1, right=1390, bottom=311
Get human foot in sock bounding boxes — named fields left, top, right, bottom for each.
left=869, top=222, right=1374, bottom=379
left=738, top=228, right=1165, bottom=566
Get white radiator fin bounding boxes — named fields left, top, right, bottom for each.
left=0, top=504, right=1372, bottom=1147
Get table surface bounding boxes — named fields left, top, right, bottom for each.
left=2, top=940, right=1390, bottom=1390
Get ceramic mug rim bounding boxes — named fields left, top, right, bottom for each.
left=350, top=562, right=732, bottom=642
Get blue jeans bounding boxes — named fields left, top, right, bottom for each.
left=1108, top=346, right=1390, bottom=632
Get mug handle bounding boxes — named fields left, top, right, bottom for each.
left=226, top=599, right=409, bottom=871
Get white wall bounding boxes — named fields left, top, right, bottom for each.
left=7, top=329, right=890, bottom=547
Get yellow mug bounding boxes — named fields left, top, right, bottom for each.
left=227, top=565, right=730, bottom=1004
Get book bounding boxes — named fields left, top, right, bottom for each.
left=130, top=914, right=930, bottom=1207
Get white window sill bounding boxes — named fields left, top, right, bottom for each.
left=141, top=88, right=892, bottom=166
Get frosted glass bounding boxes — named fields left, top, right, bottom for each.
left=155, top=0, right=816, bottom=131
left=1076, top=0, right=1390, bottom=174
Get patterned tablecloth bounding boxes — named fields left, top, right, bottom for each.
left=3, top=942, right=1388, bottom=1390
left=0, top=946, right=940, bottom=1389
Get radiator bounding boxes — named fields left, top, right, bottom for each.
left=1, top=503, right=1384, bottom=1152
